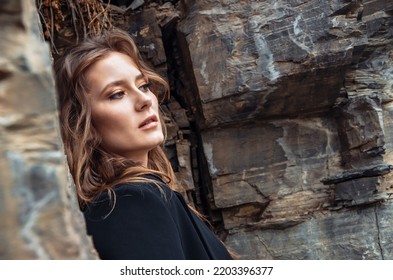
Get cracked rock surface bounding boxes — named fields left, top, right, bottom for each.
left=1, top=0, right=393, bottom=259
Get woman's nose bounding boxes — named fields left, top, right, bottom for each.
left=135, top=90, right=153, bottom=111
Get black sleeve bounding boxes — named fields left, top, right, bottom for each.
left=84, top=184, right=186, bottom=260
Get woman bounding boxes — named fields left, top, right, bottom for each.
left=54, top=28, right=233, bottom=260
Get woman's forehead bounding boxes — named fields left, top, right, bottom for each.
left=84, top=52, right=146, bottom=95
left=87, top=52, right=142, bottom=78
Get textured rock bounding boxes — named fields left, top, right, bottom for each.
left=177, top=0, right=393, bottom=259
left=27, top=0, right=393, bottom=260
left=336, top=95, right=386, bottom=169
left=0, top=0, right=96, bottom=259
left=227, top=204, right=393, bottom=259
left=178, top=0, right=371, bottom=128
left=202, top=117, right=341, bottom=222
left=226, top=203, right=393, bottom=259
left=333, top=176, right=384, bottom=206
left=127, top=8, right=167, bottom=70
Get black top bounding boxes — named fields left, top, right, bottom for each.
left=83, top=176, right=232, bottom=260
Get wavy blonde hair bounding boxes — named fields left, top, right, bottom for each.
left=54, top=28, right=175, bottom=207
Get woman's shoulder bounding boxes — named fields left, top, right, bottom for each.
left=113, top=180, right=163, bottom=197
left=100, top=174, right=171, bottom=199
left=84, top=174, right=173, bottom=220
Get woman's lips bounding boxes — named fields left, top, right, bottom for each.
left=139, top=115, right=158, bottom=129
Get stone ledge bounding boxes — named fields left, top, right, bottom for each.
left=321, top=164, right=393, bottom=185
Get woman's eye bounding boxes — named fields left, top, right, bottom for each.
left=109, top=91, right=125, bottom=100
left=139, top=82, right=151, bottom=93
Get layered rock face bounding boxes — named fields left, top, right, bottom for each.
left=0, top=0, right=95, bottom=259
left=3, top=0, right=391, bottom=260
left=176, top=0, right=393, bottom=259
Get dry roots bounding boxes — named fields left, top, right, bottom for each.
left=36, top=0, right=112, bottom=54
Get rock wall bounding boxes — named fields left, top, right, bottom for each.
left=0, top=0, right=96, bottom=259
left=6, top=0, right=391, bottom=260
left=175, top=0, right=393, bottom=259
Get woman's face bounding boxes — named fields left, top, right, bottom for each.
left=85, top=51, right=164, bottom=165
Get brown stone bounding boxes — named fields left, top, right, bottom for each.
left=0, top=0, right=96, bottom=259
left=21, top=0, right=393, bottom=260
left=334, top=176, right=384, bottom=207
left=177, top=0, right=393, bottom=259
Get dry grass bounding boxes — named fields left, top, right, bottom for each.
left=36, top=0, right=112, bottom=54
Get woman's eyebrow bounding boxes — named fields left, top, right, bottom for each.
left=99, top=80, right=126, bottom=96
left=135, top=73, right=147, bottom=82
left=98, top=74, right=146, bottom=96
